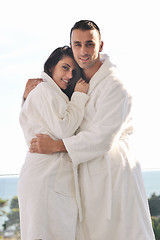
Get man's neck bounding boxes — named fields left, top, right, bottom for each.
left=83, top=59, right=103, bottom=82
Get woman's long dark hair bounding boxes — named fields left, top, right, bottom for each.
left=44, top=46, right=82, bottom=99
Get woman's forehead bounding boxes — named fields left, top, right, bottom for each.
left=59, top=56, right=76, bottom=69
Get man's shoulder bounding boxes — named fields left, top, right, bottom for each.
left=97, top=71, right=121, bottom=89
left=97, top=73, right=132, bottom=102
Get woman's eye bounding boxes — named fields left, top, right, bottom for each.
left=63, top=66, right=69, bottom=71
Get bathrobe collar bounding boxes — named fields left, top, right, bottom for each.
left=88, top=54, right=116, bottom=95
left=41, top=72, right=69, bottom=101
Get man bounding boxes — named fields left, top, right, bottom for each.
left=24, top=20, right=155, bottom=239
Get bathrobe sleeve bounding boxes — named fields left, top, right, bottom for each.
left=20, top=83, right=89, bottom=142
left=63, top=81, right=132, bottom=166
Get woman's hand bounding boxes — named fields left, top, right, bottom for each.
left=23, top=78, right=43, bottom=100
left=29, top=134, right=67, bottom=154
left=74, top=78, right=89, bottom=94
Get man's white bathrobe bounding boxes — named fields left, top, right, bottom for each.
left=63, top=54, right=155, bottom=240
left=18, top=72, right=89, bottom=240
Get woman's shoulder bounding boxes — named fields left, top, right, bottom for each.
left=25, top=82, right=53, bottom=104
left=26, top=80, right=69, bottom=109
left=39, top=82, right=69, bottom=105
left=34, top=81, right=57, bottom=96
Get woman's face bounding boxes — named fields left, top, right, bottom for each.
left=51, top=56, right=76, bottom=90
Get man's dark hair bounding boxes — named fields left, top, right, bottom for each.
left=70, top=20, right=101, bottom=42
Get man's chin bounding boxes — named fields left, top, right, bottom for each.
left=78, top=62, right=89, bottom=69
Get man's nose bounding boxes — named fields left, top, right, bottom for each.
left=80, top=45, right=88, bottom=55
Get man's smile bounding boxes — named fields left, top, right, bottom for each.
left=79, top=56, right=90, bottom=63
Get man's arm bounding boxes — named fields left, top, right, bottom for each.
left=23, top=78, right=43, bottom=100
left=63, top=86, right=132, bottom=167
left=29, top=83, right=132, bottom=165
left=29, top=134, right=66, bottom=154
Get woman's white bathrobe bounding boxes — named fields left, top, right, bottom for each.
left=18, top=72, right=89, bottom=240
left=63, top=54, right=155, bottom=240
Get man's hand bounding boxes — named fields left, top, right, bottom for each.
left=23, top=78, right=43, bottom=100
left=29, top=134, right=67, bottom=154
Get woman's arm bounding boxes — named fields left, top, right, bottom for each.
left=39, top=84, right=89, bottom=139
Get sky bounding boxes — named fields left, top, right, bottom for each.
left=0, top=0, right=160, bottom=174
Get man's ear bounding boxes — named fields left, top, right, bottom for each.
left=99, top=41, right=104, bottom=52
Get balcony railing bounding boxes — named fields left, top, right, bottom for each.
left=0, top=170, right=160, bottom=239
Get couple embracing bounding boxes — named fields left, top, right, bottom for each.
left=18, top=20, right=155, bottom=240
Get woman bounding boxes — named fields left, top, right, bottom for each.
left=18, top=46, right=89, bottom=240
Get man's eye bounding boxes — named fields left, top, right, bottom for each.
left=86, top=43, right=94, bottom=47
left=75, top=44, right=81, bottom=47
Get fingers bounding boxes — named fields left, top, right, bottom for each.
left=26, top=78, right=43, bottom=88
left=77, top=78, right=86, bottom=83
left=30, top=137, right=37, bottom=144
left=29, top=137, right=37, bottom=152
left=77, top=80, right=88, bottom=87
left=77, top=78, right=83, bottom=83
left=24, top=78, right=43, bottom=100
left=77, top=78, right=89, bottom=87
left=29, top=134, right=45, bottom=153
left=27, top=78, right=43, bottom=83
left=35, top=133, right=43, bottom=137
left=29, top=142, right=38, bottom=153
left=74, top=82, right=89, bottom=93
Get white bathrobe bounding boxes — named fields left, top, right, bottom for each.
left=18, top=72, right=89, bottom=240
left=63, top=54, right=155, bottom=240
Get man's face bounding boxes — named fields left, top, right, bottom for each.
left=71, top=29, right=103, bottom=70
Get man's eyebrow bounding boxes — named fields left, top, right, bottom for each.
left=73, top=41, right=81, bottom=44
left=86, top=40, right=94, bottom=43
left=73, top=40, right=94, bottom=44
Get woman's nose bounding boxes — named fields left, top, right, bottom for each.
left=67, top=70, right=73, bottom=79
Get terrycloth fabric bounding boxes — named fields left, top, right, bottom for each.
left=18, top=72, right=89, bottom=240
left=64, top=54, right=155, bottom=240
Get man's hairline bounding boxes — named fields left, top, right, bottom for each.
left=70, top=28, right=101, bottom=45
